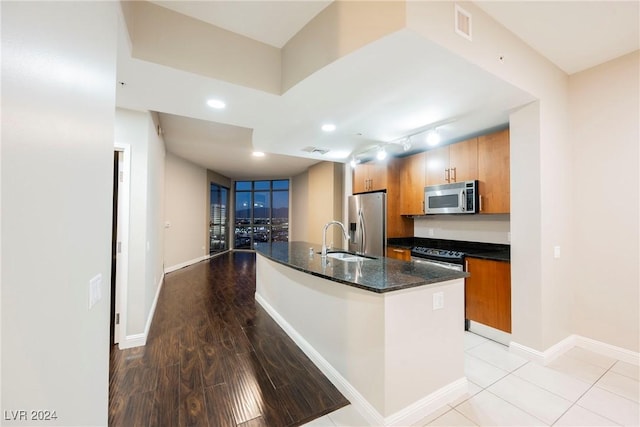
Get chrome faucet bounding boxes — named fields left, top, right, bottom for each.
left=321, top=221, right=350, bottom=257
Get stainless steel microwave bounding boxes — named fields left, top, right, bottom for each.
left=425, top=180, right=479, bottom=214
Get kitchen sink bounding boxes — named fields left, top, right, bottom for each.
left=322, top=251, right=375, bottom=262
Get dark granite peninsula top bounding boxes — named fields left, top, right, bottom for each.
left=254, top=241, right=468, bottom=294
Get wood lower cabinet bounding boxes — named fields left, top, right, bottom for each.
left=478, top=129, right=510, bottom=213
left=465, top=257, right=511, bottom=333
left=399, top=152, right=426, bottom=215
left=386, top=246, right=411, bottom=261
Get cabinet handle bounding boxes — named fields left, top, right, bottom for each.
left=479, top=195, right=483, bottom=212
left=451, top=167, right=457, bottom=182
left=393, top=249, right=403, bottom=253
left=445, top=168, right=450, bottom=182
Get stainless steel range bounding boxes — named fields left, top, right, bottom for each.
left=410, top=246, right=465, bottom=271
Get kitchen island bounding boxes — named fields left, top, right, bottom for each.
left=254, top=241, right=469, bottom=426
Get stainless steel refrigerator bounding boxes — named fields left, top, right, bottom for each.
left=348, top=192, right=386, bottom=257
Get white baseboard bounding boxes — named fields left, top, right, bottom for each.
left=510, top=334, right=639, bottom=366
left=118, top=273, right=165, bottom=350
left=164, top=255, right=210, bottom=274
left=384, top=377, right=468, bottom=426
left=256, top=293, right=467, bottom=426
left=509, top=335, right=576, bottom=365
left=575, top=335, right=640, bottom=366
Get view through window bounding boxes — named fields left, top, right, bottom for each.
left=210, top=183, right=229, bottom=255
left=235, top=180, right=289, bottom=249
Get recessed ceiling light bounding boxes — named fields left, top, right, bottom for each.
left=252, top=151, right=265, bottom=157
left=207, top=99, right=226, bottom=109
left=321, top=123, right=336, bottom=132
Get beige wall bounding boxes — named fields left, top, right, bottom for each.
left=291, top=171, right=310, bottom=242
left=122, top=1, right=281, bottom=94
left=282, top=1, right=406, bottom=92
left=164, top=153, right=208, bottom=269
left=569, top=51, right=639, bottom=351
left=1, top=2, right=117, bottom=424
left=305, top=162, right=345, bottom=246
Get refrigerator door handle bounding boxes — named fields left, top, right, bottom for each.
left=358, top=208, right=366, bottom=254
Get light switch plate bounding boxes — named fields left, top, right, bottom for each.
left=89, top=274, right=102, bottom=309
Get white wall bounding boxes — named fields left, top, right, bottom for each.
left=569, top=51, right=639, bottom=352
left=114, top=108, right=165, bottom=342
left=1, top=2, right=117, bottom=425
left=164, top=152, right=207, bottom=269
left=414, top=215, right=510, bottom=244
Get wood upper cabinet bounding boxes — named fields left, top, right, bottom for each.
left=425, top=145, right=450, bottom=186
left=478, top=129, right=510, bottom=213
left=425, top=138, right=478, bottom=186
left=399, top=152, right=426, bottom=215
left=353, top=161, right=388, bottom=193
left=465, top=257, right=511, bottom=333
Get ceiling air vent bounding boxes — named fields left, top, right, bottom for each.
left=301, top=146, right=330, bottom=155
left=455, top=4, right=472, bottom=41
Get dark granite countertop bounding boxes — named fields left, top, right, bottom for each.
left=387, top=237, right=511, bottom=262
left=254, top=241, right=468, bottom=294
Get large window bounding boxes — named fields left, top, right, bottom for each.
left=234, top=180, right=289, bottom=249
left=210, top=183, right=229, bottom=255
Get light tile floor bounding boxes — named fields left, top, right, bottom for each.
left=303, top=332, right=640, bottom=426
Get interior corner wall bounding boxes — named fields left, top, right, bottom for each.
left=164, top=152, right=207, bottom=269
left=1, top=2, right=117, bottom=425
left=291, top=170, right=310, bottom=242
left=114, top=108, right=165, bottom=339
left=307, top=162, right=345, bottom=246
left=569, top=51, right=640, bottom=352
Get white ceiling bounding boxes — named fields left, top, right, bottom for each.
left=116, top=1, right=639, bottom=180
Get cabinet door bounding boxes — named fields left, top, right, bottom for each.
left=399, top=152, right=426, bottom=215
left=425, top=146, right=450, bottom=186
left=352, top=163, right=369, bottom=194
left=386, top=246, right=411, bottom=261
left=386, top=158, right=413, bottom=238
left=369, top=161, right=388, bottom=192
left=449, top=137, right=478, bottom=183
left=478, top=129, right=510, bottom=213
left=465, top=258, right=511, bottom=333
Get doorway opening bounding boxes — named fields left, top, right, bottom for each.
left=111, top=144, right=130, bottom=346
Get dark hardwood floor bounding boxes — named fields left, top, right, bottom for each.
left=109, top=251, right=349, bottom=426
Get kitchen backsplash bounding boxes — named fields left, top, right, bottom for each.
left=414, top=214, right=510, bottom=245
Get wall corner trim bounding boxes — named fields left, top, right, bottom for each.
left=118, top=273, right=165, bottom=350
left=510, top=335, right=640, bottom=366
left=164, top=255, right=210, bottom=274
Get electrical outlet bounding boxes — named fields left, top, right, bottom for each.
left=554, top=246, right=561, bottom=259
left=428, top=228, right=435, bottom=237
left=433, top=292, right=444, bottom=310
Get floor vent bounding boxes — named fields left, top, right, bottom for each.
left=455, top=4, right=472, bottom=41
left=301, top=146, right=330, bottom=155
